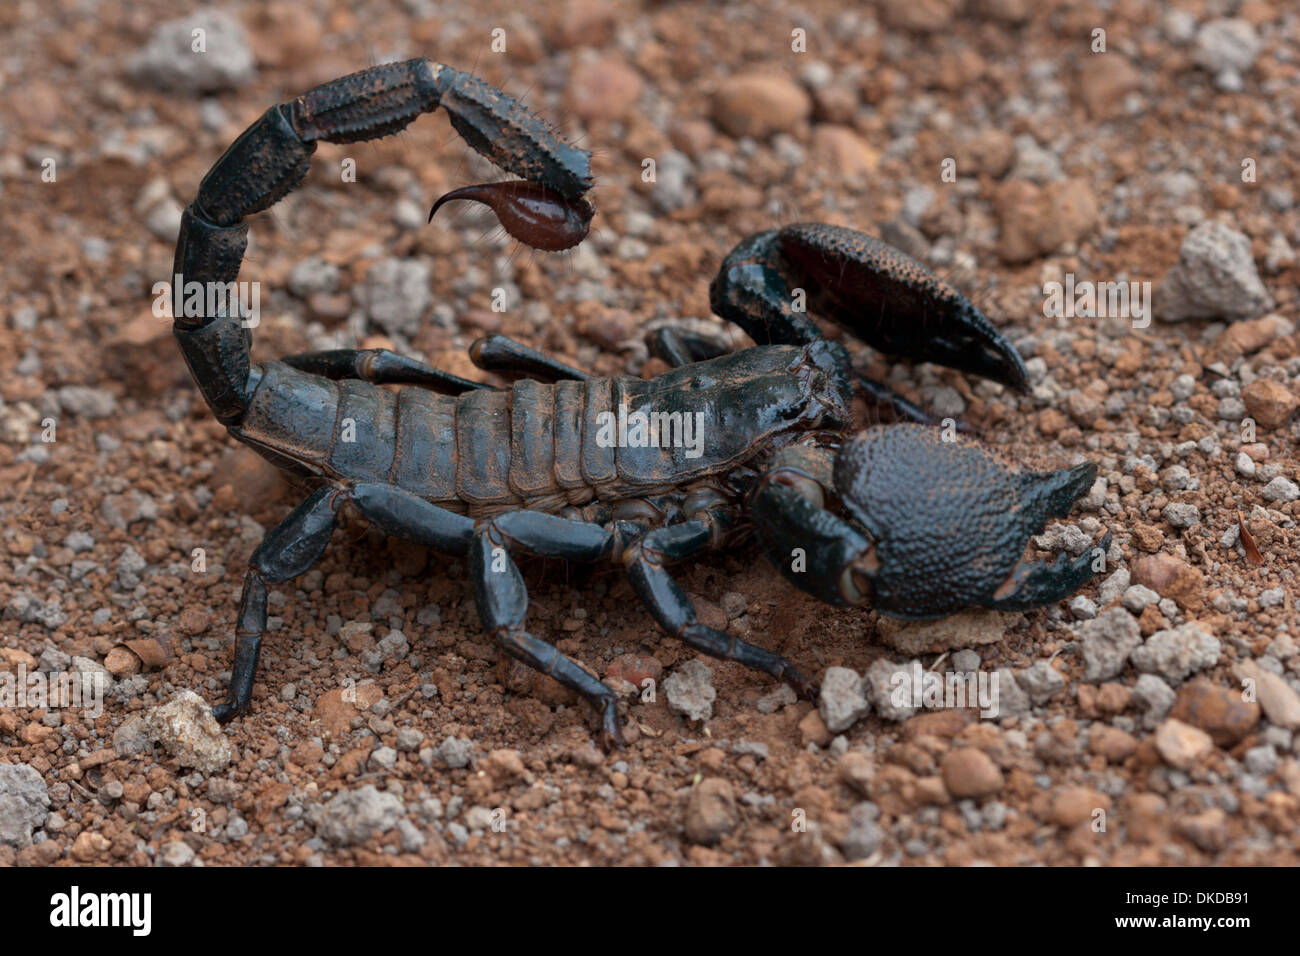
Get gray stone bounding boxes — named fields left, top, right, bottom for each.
left=288, top=257, right=340, bottom=297
left=862, top=658, right=918, bottom=721
left=1131, top=623, right=1220, bottom=684
left=1131, top=674, right=1176, bottom=726
left=1163, top=502, right=1201, bottom=529
left=0, top=764, right=50, bottom=847
left=1016, top=661, right=1066, bottom=705
left=158, top=840, right=196, bottom=866
left=839, top=803, right=884, bottom=861
left=57, top=385, right=117, bottom=418
left=1121, top=585, right=1160, bottom=612
left=71, top=656, right=114, bottom=699
left=818, top=666, right=871, bottom=733
left=356, top=258, right=433, bottom=336
left=129, top=9, right=256, bottom=94
left=1193, top=18, right=1260, bottom=77
left=648, top=150, right=696, bottom=213
left=433, top=736, right=475, bottom=769
left=1261, top=477, right=1299, bottom=504
left=1157, top=222, right=1271, bottom=322
left=664, top=658, right=717, bottom=721
left=395, top=728, right=423, bottom=752
left=1098, top=568, right=1130, bottom=606
left=1078, top=607, right=1142, bottom=682
left=112, top=716, right=152, bottom=757
left=1069, top=595, right=1098, bottom=620
left=317, top=785, right=403, bottom=846
left=143, top=690, right=232, bottom=773
left=993, top=669, right=1031, bottom=718
left=1242, top=745, right=1276, bottom=776
left=63, top=530, right=95, bottom=553
left=756, top=684, right=797, bottom=714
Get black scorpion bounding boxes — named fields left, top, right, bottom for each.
left=173, top=59, right=1108, bottom=748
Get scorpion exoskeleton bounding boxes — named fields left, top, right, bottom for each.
left=173, top=59, right=1108, bottom=748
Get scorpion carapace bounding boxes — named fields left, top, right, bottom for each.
left=174, top=62, right=1107, bottom=749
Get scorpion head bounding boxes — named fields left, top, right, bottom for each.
left=832, top=424, right=1108, bottom=618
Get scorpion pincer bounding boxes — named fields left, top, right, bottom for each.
left=173, top=60, right=1107, bottom=749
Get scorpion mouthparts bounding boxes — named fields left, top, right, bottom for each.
left=428, top=180, right=594, bottom=251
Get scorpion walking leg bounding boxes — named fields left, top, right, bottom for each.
left=856, top=375, right=979, bottom=433
left=215, top=487, right=338, bottom=722
left=339, top=489, right=630, bottom=747
left=469, top=511, right=634, bottom=748
left=281, top=348, right=487, bottom=395
left=469, top=333, right=589, bottom=382
left=624, top=517, right=817, bottom=700
left=644, top=327, right=732, bottom=368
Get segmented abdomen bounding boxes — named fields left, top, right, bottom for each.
left=233, top=346, right=815, bottom=516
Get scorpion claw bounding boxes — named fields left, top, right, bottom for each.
left=988, top=531, right=1112, bottom=611
left=711, top=224, right=1029, bottom=392
left=779, top=224, right=1030, bottom=392
left=834, top=424, right=1104, bottom=618
left=428, top=180, right=594, bottom=251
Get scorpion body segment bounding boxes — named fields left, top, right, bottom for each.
left=233, top=342, right=850, bottom=515
left=175, top=63, right=1105, bottom=747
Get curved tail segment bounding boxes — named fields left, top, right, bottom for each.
left=172, top=58, right=594, bottom=426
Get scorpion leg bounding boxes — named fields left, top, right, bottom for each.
left=214, top=487, right=338, bottom=722
left=709, top=224, right=1029, bottom=393
left=281, top=348, right=487, bottom=395
left=644, top=327, right=732, bottom=368
left=468, top=511, right=634, bottom=749
left=624, top=514, right=818, bottom=700
left=469, top=333, right=590, bottom=382
left=856, top=375, right=979, bottom=434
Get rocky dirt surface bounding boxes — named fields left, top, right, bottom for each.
left=0, top=0, right=1297, bottom=867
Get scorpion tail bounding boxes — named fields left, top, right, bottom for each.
left=172, top=59, right=593, bottom=426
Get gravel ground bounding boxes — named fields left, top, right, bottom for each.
left=0, top=0, right=1297, bottom=867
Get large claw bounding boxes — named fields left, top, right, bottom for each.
left=710, top=224, right=1029, bottom=392
left=833, top=424, right=1104, bottom=618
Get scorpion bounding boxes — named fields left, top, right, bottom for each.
left=173, top=59, right=1108, bottom=748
